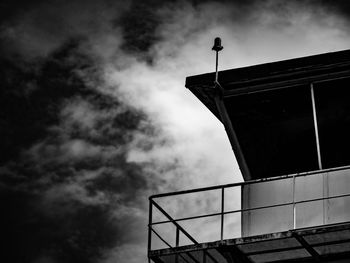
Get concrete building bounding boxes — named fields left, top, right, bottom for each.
left=148, top=49, right=350, bottom=263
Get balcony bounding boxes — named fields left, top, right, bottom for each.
left=148, top=166, right=350, bottom=263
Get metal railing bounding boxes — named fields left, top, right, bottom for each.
left=148, top=165, right=350, bottom=254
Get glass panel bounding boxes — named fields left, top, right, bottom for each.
left=314, top=77, right=350, bottom=168
left=327, top=169, right=350, bottom=224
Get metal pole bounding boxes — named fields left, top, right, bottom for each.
left=221, top=187, right=225, bottom=242
left=311, top=83, right=322, bottom=170
left=215, top=51, right=219, bottom=83
left=310, top=83, right=328, bottom=225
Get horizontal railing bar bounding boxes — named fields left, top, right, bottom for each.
left=150, top=184, right=235, bottom=199
left=151, top=202, right=294, bottom=225
left=150, top=165, right=350, bottom=199
left=150, top=192, right=350, bottom=225
left=151, top=211, right=223, bottom=225
left=295, top=192, right=350, bottom=205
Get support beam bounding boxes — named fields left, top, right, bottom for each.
left=292, top=232, right=320, bottom=262
left=150, top=256, right=165, bottom=263
left=214, top=83, right=252, bottom=180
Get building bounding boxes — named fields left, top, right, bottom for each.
left=148, top=48, right=350, bottom=263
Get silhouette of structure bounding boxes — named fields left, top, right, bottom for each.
left=148, top=47, right=350, bottom=263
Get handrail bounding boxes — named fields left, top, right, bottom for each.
left=150, top=165, right=350, bottom=199
left=150, top=192, right=350, bottom=226
left=148, top=166, right=350, bottom=254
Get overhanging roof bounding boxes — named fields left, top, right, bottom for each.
left=186, top=49, right=350, bottom=122
left=185, top=49, right=350, bottom=180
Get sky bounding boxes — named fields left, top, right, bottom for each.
left=1, top=0, right=350, bottom=262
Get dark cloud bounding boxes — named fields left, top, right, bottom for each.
left=117, top=1, right=162, bottom=55
left=0, top=0, right=128, bottom=60
left=320, top=0, right=350, bottom=18
left=0, top=188, right=118, bottom=263
left=0, top=34, right=165, bottom=262
left=0, top=0, right=45, bottom=23
left=0, top=39, right=91, bottom=164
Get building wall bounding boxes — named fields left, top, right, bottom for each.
left=242, top=168, right=350, bottom=237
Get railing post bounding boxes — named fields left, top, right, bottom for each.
left=221, top=187, right=225, bottom=242
left=292, top=174, right=296, bottom=229
left=176, top=227, right=180, bottom=247
left=175, top=227, right=180, bottom=263
left=148, top=198, right=153, bottom=255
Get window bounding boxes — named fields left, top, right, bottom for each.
left=314, top=77, right=350, bottom=169
left=224, top=85, right=319, bottom=179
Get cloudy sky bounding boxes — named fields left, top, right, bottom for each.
left=1, top=0, right=350, bottom=262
